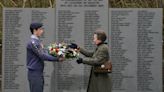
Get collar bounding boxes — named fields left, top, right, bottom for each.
left=97, top=42, right=107, bottom=46
left=31, top=35, right=39, bottom=40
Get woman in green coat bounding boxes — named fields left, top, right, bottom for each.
left=70, top=30, right=112, bottom=92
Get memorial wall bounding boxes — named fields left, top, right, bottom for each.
left=2, top=0, right=162, bottom=92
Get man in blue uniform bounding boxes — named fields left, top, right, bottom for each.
left=26, top=22, right=63, bottom=92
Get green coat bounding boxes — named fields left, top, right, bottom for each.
left=80, top=43, right=112, bottom=92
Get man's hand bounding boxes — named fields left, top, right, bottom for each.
left=58, top=55, right=65, bottom=62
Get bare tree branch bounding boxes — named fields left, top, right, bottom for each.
left=49, top=0, right=52, bottom=8
left=0, top=2, right=4, bottom=8
left=53, top=3, right=55, bottom=8
left=28, top=0, right=32, bottom=8
left=10, top=0, right=18, bottom=6
left=22, top=0, right=27, bottom=8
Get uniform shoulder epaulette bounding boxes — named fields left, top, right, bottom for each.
left=31, top=40, right=38, bottom=49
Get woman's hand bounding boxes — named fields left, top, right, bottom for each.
left=76, top=58, right=83, bottom=64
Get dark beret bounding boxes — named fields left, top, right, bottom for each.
left=30, top=22, right=43, bottom=30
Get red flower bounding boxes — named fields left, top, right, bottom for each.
left=55, top=48, right=59, bottom=53
left=51, top=48, right=53, bottom=51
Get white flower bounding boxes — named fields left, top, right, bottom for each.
left=48, top=46, right=52, bottom=51
left=60, top=48, right=66, bottom=52
left=58, top=51, right=63, bottom=56
left=62, top=46, right=67, bottom=49
left=73, top=51, right=77, bottom=56
left=53, top=49, right=56, bottom=52
left=101, top=65, right=105, bottom=68
left=58, top=43, right=62, bottom=47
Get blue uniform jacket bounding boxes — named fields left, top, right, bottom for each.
left=26, top=35, right=58, bottom=72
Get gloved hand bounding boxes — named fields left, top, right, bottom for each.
left=76, top=58, right=83, bottom=64
left=68, top=43, right=78, bottom=49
